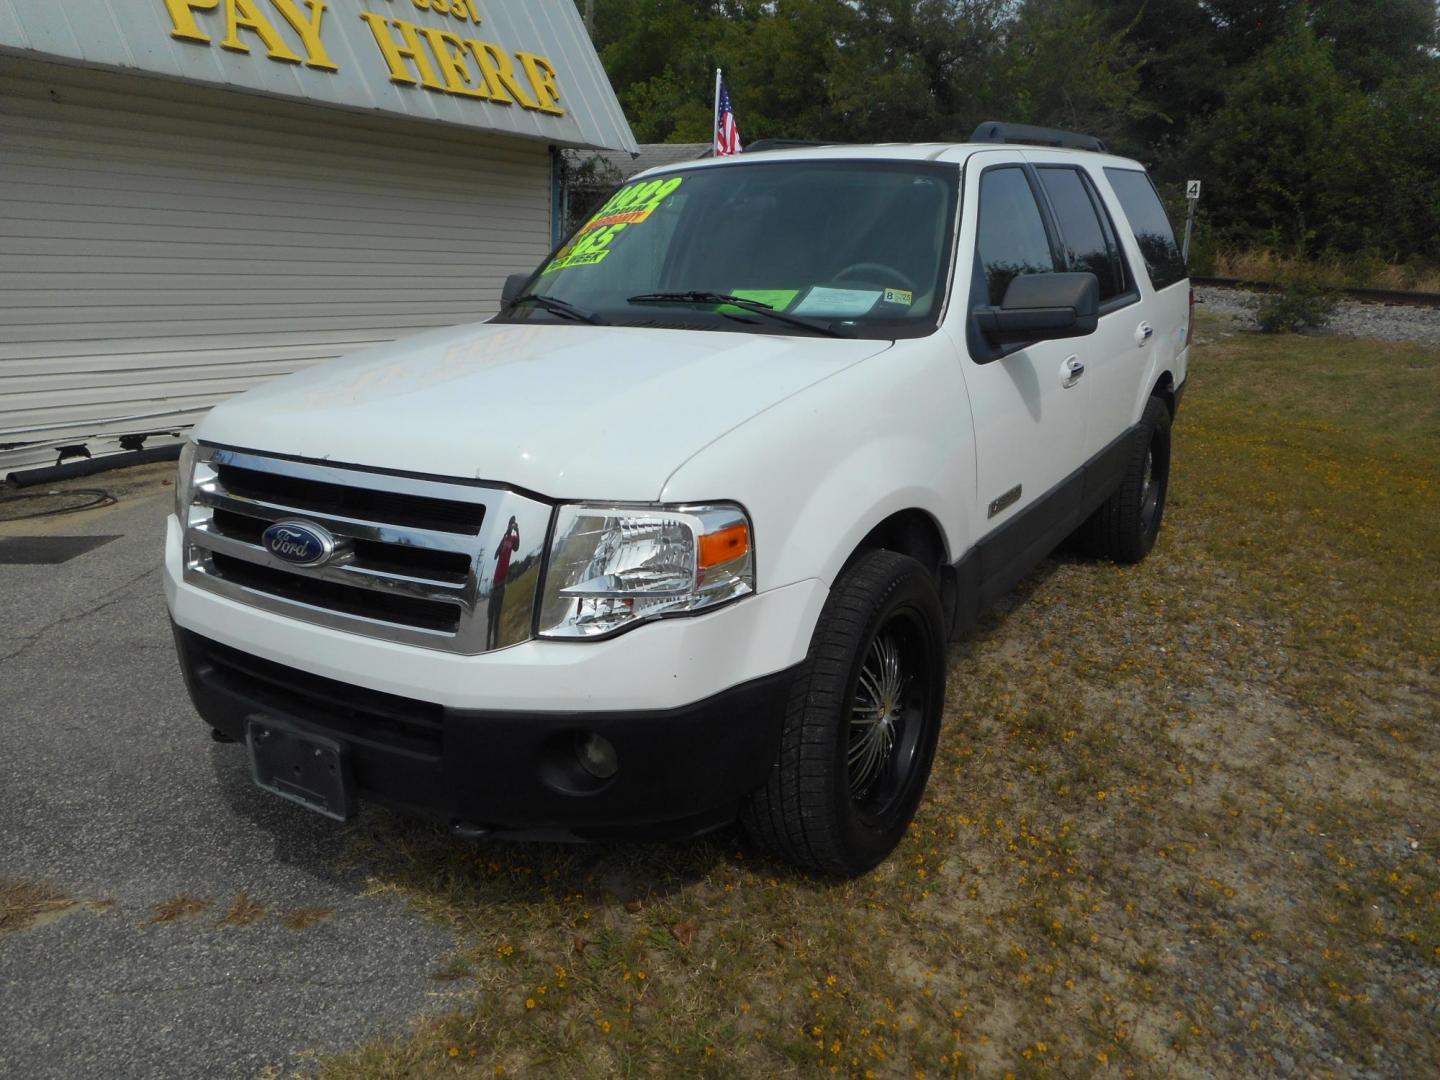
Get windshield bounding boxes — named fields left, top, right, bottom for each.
left=503, top=160, right=960, bottom=339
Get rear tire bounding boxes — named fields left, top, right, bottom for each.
left=1076, top=396, right=1172, bottom=564
left=741, top=550, right=945, bottom=877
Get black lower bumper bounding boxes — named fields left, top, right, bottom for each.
left=173, top=626, right=795, bottom=839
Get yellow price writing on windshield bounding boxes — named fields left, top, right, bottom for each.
left=544, top=176, right=685, bottom=273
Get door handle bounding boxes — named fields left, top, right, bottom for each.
left=1061, top=356, right=1085, bottom=388
left=1136, top=322, right=1154, bottom=347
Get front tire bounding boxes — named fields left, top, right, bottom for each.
left=1076, top=395, right=1172, bottom=564
left=741, top=550, right=945, bottom=877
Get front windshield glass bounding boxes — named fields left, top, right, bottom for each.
left=504, top=160, right=960, bottom=339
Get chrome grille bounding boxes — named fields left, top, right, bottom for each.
left=182, top=446, right=552, bottom=653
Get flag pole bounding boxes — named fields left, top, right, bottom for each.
left=713, top=68, right=722, bottom=155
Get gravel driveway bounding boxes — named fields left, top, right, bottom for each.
left=0, top=470, right=456, bottom=1079
left=1196, top=284, right=1440, bottom=345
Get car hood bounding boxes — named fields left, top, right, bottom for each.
left=197, top=321, right=892, bottom=500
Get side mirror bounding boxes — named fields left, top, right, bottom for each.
left=973, top=272, right=1099, bottom=348
left=501, top=272, right=531, bottom=307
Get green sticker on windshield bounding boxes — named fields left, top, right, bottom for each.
left=543, top=176, right=686, bottom=273
left=726, top=289, right=801, bottom=311
left=715, top=289, right=802, bottom=315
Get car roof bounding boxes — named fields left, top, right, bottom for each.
left=628, top=142, right=1147, bottom=180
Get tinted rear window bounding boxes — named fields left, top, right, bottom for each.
left=1037, top=167, right=1128, bottom=302
left=1104, top=168, right=1187, bottom=291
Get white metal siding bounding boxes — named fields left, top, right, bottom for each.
left=0, top=56, right=554, bottom=472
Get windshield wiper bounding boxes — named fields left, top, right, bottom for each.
left=625, top=292, right=852, bottom=338
left=507, top=293, right=608, bottom=325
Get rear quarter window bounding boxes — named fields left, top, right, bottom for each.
left=1103, top=168, right=1187, bottom=291
left=1036, top=166, right=1129, bottom=303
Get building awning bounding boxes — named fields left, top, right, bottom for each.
left=0, top=0, right=637, bottom=154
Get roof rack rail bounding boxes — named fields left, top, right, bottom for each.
left=969, top=121, right=1106, bottom=153
left=742, top=139, right=834, bottom=154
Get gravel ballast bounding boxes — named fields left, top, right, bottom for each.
left=1196, top=285, right=1440, bottom=346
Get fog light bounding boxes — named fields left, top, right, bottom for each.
left=574, top=732, right=619, bottom=780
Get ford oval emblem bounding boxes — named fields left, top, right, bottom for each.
left=261, top=521, right=335, bottom=567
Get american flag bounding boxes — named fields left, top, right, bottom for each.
left=715, top=73, right=743, bottom=157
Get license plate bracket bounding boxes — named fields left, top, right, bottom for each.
left=246, top=717, right=355, bottom=821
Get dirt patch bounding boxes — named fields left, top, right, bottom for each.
left=0, top=461, right=177, bottom=538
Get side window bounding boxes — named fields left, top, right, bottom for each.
left=977, top=167, right=1058, bottom=306
left=1036, top=167, right=1128, bottom=302
left=1103, top=167, right=1187, bottom=291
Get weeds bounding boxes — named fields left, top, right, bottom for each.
left=279, top=905, right=336, bottom=930
left=1250, top=270, right=1340, bottom=333
left=0, top=879, right=76, bottom=934
left=215, top=893, right=268, bottom=928
left=143, top=894, right=214, bottom=926
left=1215, top=247, right=1440, bottom=293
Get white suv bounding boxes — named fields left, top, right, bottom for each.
left=166, top=124, right=1190, bottom=876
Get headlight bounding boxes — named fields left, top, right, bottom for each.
left=537, top=503, right=754, bottom=639
left=175, top=440, right=199, bottom=520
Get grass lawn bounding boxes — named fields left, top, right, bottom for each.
left=319, top=315, right=1439, bottom=1079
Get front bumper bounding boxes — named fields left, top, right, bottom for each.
left=175, top=626, right=798, bottom=837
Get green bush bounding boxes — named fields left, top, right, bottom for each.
left=1251, top=273, right=1340, bottom=334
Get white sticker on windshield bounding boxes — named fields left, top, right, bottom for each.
left=792, top=287, right=883, bottom=317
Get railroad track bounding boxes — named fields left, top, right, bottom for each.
left=1191, top=276, right=1440, bottom=309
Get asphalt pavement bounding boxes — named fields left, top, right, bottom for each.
left=0, top=467, right=456, bottom=1078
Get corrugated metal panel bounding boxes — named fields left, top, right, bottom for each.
left=0, top=0, right=636, bottom=154
left=0, top=56, right=556, bottom=473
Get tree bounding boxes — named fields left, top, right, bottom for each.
left=1188, top=20, right=1357, bottom=253
left=824, top=0, right=1010, bottom=141
left=996, top=0, right=1153, bottom=153
left=1320, top=68, right=1440, bottom=260
left=1311, top=0, right=1439, bottom=90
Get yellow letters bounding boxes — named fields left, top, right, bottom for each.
left=161, top=0, right=564, bottom=120
left=413, top=0, right=480, bottom=23
left=359, top=13, right=445, bottom=90
left=451, top=0, right=482, bottom=25
left=269, top=0, right=337, bottom=72
left=516, top=52, right=564, bottom=116
left=164, top=0, right=220, bottom=44
left=419, top=28, right=490, bottom=99
left=220, top=0, right=303, bottom=63
left=465, top=40, right=539, bottom=109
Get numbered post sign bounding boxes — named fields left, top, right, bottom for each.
left=1181, top=180, right=1201, bottom=260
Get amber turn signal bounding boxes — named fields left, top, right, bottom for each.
left=699, top=522, right=750, bottom=569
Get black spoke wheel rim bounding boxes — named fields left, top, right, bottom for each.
left=1140, top=428, right=1168, bottom=535
left=847, top=609, right=932, bottom=825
